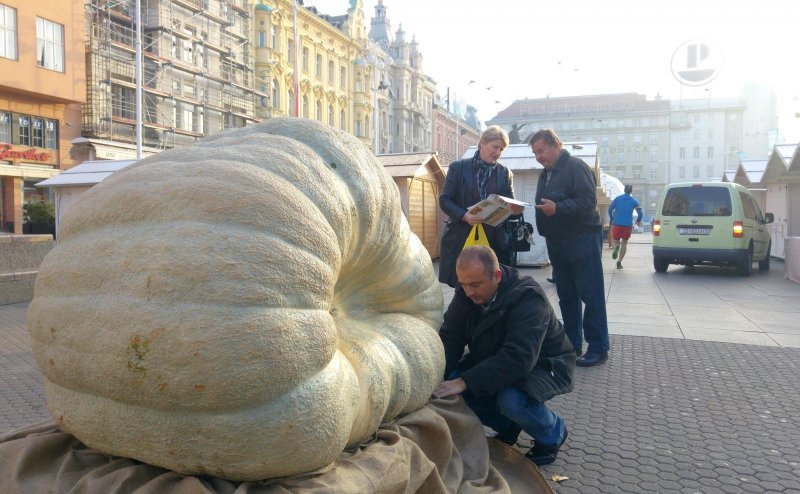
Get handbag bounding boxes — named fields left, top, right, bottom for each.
left=510, top=216, right=534, bottom=252
left=462, top=224, right=491, bottom=250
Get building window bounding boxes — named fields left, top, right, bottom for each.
left=693, top=130, right=700, bottom=140
left=315, top=53, right=322, bottom=77
left=679, top=147, right=686, bottom=159
left=649, top=135, right=658, bottom=145
left=302, top=46, right=309, bottom=71
left=601, top=137, right=609, bottom=147
left=340, top=66, right=346, bottom=88
left=315, top=100, right=321, bottom=121
left=649, top=152, right=657, bottom=162
left=693, top=147, right=700, bottom=159
left=0, top=111, right=10, bottom=141
left=258, top=31, right=266, bottom=48
left=708, top=129, right=714, bottom=139
left=340, top=109, right=346, bottom=130
left=707, top=165, right=714, bottom=177
left=617, top=168, right=625, bottom=179
left=270, top=25, right=277, bottom=49
left=36, top=17, right=64, bottom=72
left=0, top=4, right=17, bottom=60
left=16, top=115, right=30, bottom=145
left=302, top=95, right=308, bottom=118
left=692, top=166, right=700, bottom=178
left=44, top=119, right=57, bottom=149
left=328, top=61, right=334, bottom=84
left=287, top=40, right=293, bottom=63
left=634, top=150, right=641, bottom=162
left=328, top=105, right=333, bottom=126
left=272, top=79, right=280, bottom=109
left=633, top=166, right=642, bottom=179
left=679, top=166, right=686, bottom=179
left=634, top=135, right=641, bottom=144
left=355, top=119, right=361, bottom=136
left=32, top=118, right=44, bottom=147
left=707, top=146, right=714, bottom=158
left=730, top=113, right=737, bottom=121
left=617, top=137, right=625, bottom=146
left=693, top=114, right=700, bottom=123
left=616, top=153, right=624, bottom=163
left=288, top=90, right=295, bottom=115
left=650, top=168, right=657, bottom=181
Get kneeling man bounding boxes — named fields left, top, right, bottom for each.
left=435, top=246, right=576, bottom=465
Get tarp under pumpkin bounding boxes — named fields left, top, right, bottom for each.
left=0, top=397, right=552, bottom=493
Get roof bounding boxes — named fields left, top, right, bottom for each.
left=35, top=159, right=137, bottom=188
left=722, top=171, right=736, bottom=182
left=735, top=159, right=768, bottom=184
left=376, top=152, right=444, bottom=178
left=459, top=142, right=598, bottom=171
left=762, top=144, right=797, bottom=182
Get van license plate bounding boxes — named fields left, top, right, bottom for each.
left=679, top=227, right=710, bottom=235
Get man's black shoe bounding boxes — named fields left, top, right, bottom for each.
left=525, top=427, right=568, bottom=466
left=546, top=277, right=556, bottom=284
left=576, top=351, right=608, bottom=367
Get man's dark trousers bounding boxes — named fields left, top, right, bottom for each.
left=546, top=231, right=610, bottom=355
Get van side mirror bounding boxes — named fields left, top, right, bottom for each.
left=763, top=212, right=774, bottom=224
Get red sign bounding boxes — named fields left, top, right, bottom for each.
left=0, top=143, right=55, bottom=164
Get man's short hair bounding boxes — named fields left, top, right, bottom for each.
left=624, top=184, right=633, bottom=194
left=457, top=245, right=500, bottom=278
left=480, top=125, right=509, bottom=148
left=528, top=128, right=561, bottom=147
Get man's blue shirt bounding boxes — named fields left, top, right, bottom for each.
left=608, top=194, right=642, bottom=227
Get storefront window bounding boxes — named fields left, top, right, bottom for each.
left=17, top=115, right=30, bottom=145
left=0, top=111, right=10, bottom=142
left=32, top=118, right=44, bottom=147
left=45, top=119, right=57, bottom=149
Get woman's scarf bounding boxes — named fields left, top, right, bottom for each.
left=472, top=150, right=495, bottom=201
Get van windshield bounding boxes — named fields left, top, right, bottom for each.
left=661, top=187, right=732, bottom=216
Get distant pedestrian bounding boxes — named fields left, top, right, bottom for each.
left=608, top=184, right=643, bottom=270
left=530, top=128, right=610, bottom=367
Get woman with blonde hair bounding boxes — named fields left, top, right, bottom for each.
left=438, top=125, right=523, bottom=287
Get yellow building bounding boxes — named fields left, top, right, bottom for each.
left=0, top=0, right=85, bottom=233
left=255, top=0, right=373, bottom=148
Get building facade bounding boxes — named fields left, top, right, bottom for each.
left=0, top=0, right=85, bottom=233
left=488, top=93, right=671, bottom=219
left=668, top=97, right=745, bottom=186
left=77, top=0, right=263, bottom=161
left=433, top=102, right=480, bottom=166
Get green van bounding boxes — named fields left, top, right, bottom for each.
left=652, top=182, right=774, bottom=276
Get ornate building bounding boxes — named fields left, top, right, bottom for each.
left=367, top=0, right=434, bottom=154
left=255, top=0, right=369, bottom=145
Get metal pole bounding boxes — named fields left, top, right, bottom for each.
left=135, top=0, right=143, bottom=159
left=292, top=0, right=299, bottom=117
left=454, top=91, right=459, bottom=161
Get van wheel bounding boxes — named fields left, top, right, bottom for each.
left=758, top=243, right=771, bottom=271
left=737, top=247, right=753, bottom=276
left=654, top=258, right=669, bottom=273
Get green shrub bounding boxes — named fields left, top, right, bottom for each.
left=23, top=201, right=55, bottom=226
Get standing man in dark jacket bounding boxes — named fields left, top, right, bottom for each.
left=530, top=128, right=610, bottom=367
left=435, top=246, right=575, bottom=466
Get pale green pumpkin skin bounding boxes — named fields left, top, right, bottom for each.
left=28, top=118, right=445, bottom=481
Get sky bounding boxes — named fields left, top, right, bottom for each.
left=306, top=0, right=800, bottom=141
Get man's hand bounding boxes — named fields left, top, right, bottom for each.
left=462, top=213, right=484, bottom=226
left=534, top=198, right=557, bottom=216
left=433, top=378, right=467, bottom=398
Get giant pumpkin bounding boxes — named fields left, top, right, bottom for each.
left=28, top=118, right=445, bottom=481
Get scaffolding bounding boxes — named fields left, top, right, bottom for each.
left=83, top=0, right=271, bottom=151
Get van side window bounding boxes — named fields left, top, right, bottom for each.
left=750, top=196, right=764, bottom=222
left=739, top=192, right=756, bottom=220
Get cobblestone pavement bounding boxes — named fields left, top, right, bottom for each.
left=3, top=301, right=800, bottom=493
